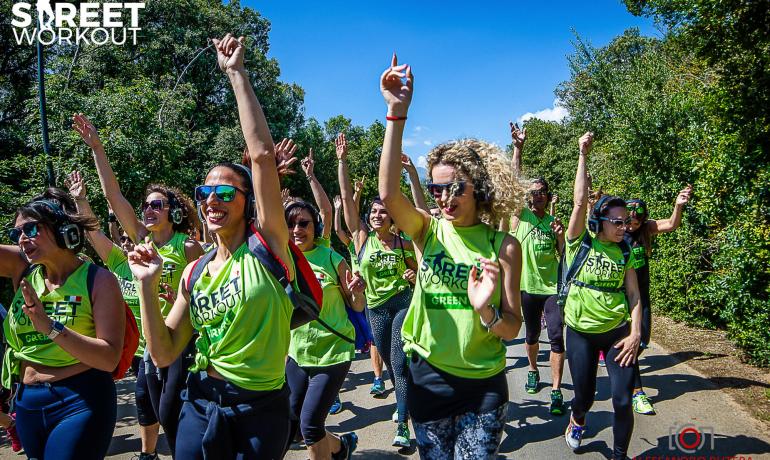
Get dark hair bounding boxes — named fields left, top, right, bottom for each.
left=16, top=188, right=99, bottom=253
left=590, top=195, right=627, bottom=233
left=531, top=177, right=550, bottom=193
left=211, top=162, right=254, bottom=195
left=627, top=198, right=652, bottom=256
left=145, top=184, right=196, bottom=235
left=285, top=200, right=321, bottom=239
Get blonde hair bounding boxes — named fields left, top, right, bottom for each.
left=427, top=139, right=525, bottom=225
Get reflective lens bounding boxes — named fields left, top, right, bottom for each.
left=530, top=190, right=548, bottom=197
left=290, top=220, right=311, bottom=229
left=195, top=185, right=239, bottom=202
left=627, top=205, right=645, bottom=215
left=8, top=222, right=39, bottom=243
left=602, top=217, right=632, bottom=226
left=142, top=199, right=167, bottom=211
left=426, top=181, right=466, bottom=198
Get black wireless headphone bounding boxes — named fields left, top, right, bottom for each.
left=588, top=195, right=626, bottom=233
left=165, top=191, right=185, bottom=225
left=285, top=201, right=322, bottom=239
left=33, top=199, right=83, bottom=250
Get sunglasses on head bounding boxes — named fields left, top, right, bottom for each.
left=290, top=219, right=312, bottom=229
left=426, top=181, right=466, bottom=199
left=195, top=185, right=242, bottom=203
left=600, top=216, right=633, bottom=226
left=626, top=204, right=645, bottom=215
left=8, top=222, right=40, bottom=244
left=142, top=199, right=168, bottom=211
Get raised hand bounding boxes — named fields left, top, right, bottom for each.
left=402, top=268, right=416, bottom=284
left=467, top=258, right=500, bottom=313
left=346, top=270, right=366, bottom=295
left=550, top=218, right=565, bottom=239
left=20, top=279, right=52, bottom=335
left=281, top=188, right=292, bottom=206
left=127, top=243, right=164, bottom=283
left=579, top=132, right=594, bottom=155
left=401, top=153, right=417, bottom=172
left=212, top=33, right=246, bottom=73
left=676, top=185, right=693, bottom=207
left=333, top=195, right=342, bottom=210
left=509, top=122, right=526, bottom=150
left=301, top=148, right=315, bottom=178
left=354, top=177, right=365, bottom=194
left=72, top=113, right=103, bottom=150
left=65, top=170, right=86, bottom=200
left=380, top=54, right=413, bottom=118
left=275, top=139, right=298, bottom=176
left=335, top=133, right=347, bottom=161
left=551, top=193, right=559, bottom=205
left=159, top=282, right=177, bottom=304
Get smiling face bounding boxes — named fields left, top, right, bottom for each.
left=369, top=201, right=392, bottom=231
left=287, top=207, right=315, bottom=252
left=627, top=217, right=642, bottom=233
left=142, top=191, right=172, bottom=232
left=13, top=215, right=59, bottom=264
left=200, top=166, right=248, bottom=234
left=529, top=182, right=549, bottom=211
left=429, top=163, right=478, bottom=226
left=598, top=205, right=629, bottom=243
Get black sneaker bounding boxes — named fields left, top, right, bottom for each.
left=333, top=432, right=358, bottom=460
left=550, top=389, right=565, bottom=415
left=137, top=453, right=159, bottom=460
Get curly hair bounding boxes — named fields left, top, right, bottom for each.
left=16, top=188, right=99, bottom=253
left=145, top=184, right=196, bottom=235
left=427, top=139, right=526, bottom=225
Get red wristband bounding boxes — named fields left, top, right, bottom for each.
left=386, top=115, right=407, bottom=121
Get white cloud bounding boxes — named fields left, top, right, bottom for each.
left=414, top=126, right=425, bottom=132
left=403, top=138, right=417, bottom=147
left=417, top=155, right=427, bottom=168
left=423, top=140, right=433, bottom=146
left=518, top=99, right=569, bottom=124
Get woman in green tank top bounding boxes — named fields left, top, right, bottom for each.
left=72, top=112, right=203, bottom=456
left=128, top=33, right=295, bottom=459
left=378, top=55, right=525, bottom=459
left=284, top=199, right=365, bottom=459
left=0, top=188, right=125, bottom=459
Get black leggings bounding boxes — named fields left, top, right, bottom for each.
left=633, top=294, right=652, bottom=389
left=566, top=324, right=635, bottom=459
left=286, top=358, right=351, bottom=445
left=145, top=339, right=196, bottom=455
left=367, top=288, right=411, bottom=423
left=521, top=292, right=564, bottom=353
left=136, top=357, right=159, bottom=426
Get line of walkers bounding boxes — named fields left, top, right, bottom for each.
left=0, top=36, right=692, bottom=460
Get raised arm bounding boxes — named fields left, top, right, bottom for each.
left=72, top=113, right=147, bottom=244
left=336, top=133, right=366, bottom=251
left=378, top=54, right=429, bottom=242
left=65, top=170, right=115, bottom=263
left=352, top=177, right=364, bottom=215
left=106, top=205, right=121, bottom=245
left=301, top=148, right=333, bottom=240
left=333, top=196, right=352, bottom=246
left=215, top=34, right=289, bottom=263
left=550, top=193, right=559, bottom=218
left=567, top=132, right=593, bottom=241
left=401, top=154, right=429, bottom=212
left=648, top=185, right=692, bottom=235
left=508, top=122, right=527, bottom=229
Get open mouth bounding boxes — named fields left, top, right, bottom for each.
left=207, top=208, right=227, bottom=225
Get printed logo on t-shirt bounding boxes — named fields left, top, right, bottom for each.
left=631, top=246, right=647, bottom=269
left=190, top=276, right=242, bottom=342
left=529, top=226, right=555, bottom=253
left=159, top=262, right=177, bottom=285
left=368, top=250, right=404, bottom=278
left=582, top=252, right=626, bottom=285
left=11, top=296, right=83, bottom=345
left=419, top=250, right=478, bottom=309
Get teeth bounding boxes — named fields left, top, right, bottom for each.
left=208, top=211, right=225, bottom=218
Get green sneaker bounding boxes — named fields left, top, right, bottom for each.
left=525, top=370, right=540, bottom=394
left=392, top=422, right=410, bottom=448
left=550, top=389, right=565, bottom=415
left=370, top=377, right=386, bottom=396
left=632, top=391, right=656, bottom=415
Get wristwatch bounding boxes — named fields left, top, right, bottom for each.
left=47, top=320, right=65, bottom=340
left=480, top=304, right=501, bottom=330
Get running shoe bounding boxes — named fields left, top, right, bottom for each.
left=392, top=409, right=399, bottom=423
left=550, top=389, right=565, bottom=415
left=525, top=370, right=540, bottom=394
left=598, top=350, right=606, bottom=367
left=632, top=391, right=656, bottom=415
left=137, top=453, right=159, bottom=460
left=329, top=395, right=342, bottom=415
left=392, top=422, right=411, bottom=448
left=564, top=418, right=585, bottom=450
left=333, top=432, right=358, bottom=460
left=370, top=377, right=386, bottom=396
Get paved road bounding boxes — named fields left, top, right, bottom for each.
left=2, top=332, right=769, bottom=459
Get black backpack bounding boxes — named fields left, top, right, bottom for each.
left=556, top=232, right=631, bottom=308
left=186, top=227, right=353, bottom=343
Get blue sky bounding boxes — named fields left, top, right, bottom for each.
left=248, top=1, right=658, bottom=167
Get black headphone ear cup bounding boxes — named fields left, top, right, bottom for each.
left=171, top=208, right=183, bottom=225
left=197, top=204, right=205, bottom=223
left=59, top=224, right=82, bottom=250
left=245, top=194, right=255, bottom=220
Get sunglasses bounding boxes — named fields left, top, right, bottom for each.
left=626, top=205, right=646, bottom=215
left=426, top=181, right=466, bottom=199
left=142, top=199, right=168, bottom=211
left=530, top=190, right=548, bottom=197
left=194, top=185, right=242, bottom=203
left=601, top=217, right=633, bottom=226
left=290, top=220, right=312, bottom=229
left=8, top=222, right=40, bottom=244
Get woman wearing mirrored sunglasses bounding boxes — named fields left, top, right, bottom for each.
left=0, top=188, right=125, bottom=460
left=338, top=129, right=419, bottom=448
left=562, top=132, right=643, bottom=460
left=129, top=33, right=294, bottom=459
left=72, top=114, right=202, bottom=457
left=623, top=186, right=692, bottom=416
left=378, top=55, right=525, bottom=459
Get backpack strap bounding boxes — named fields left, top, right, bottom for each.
left=557, top=232, right=593, bottom=307
left=86, top=263, right=99, bottom=302
left=186, top=248, right=219, bottom=293
left=356, top=233, right=369, bottom=265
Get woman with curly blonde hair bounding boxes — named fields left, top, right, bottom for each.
left=378, top=54, right=524, bottom=459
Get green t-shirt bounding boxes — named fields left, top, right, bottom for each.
left=289, top=246, right=355, bottom=367
left=315, top=236, right=331, bottom=248
left=156, top=232, right=190, bottom=317
left=563, top=230, right=637, bottom=334
left=513, top=208, right=558, bottom=295
left=2, top=263, right=97, bottom=388
left=105, top=246, right=144, bottom=357
left=402, top=218, right=506, bottom=379
left=358, top=232, right=412, bottom=309
left=188, top=241, right=293, bottom=391
left=347, top=241, right=359, bottom=272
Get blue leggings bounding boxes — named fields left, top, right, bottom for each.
left=175, top=371, right=290, bottom=460
left=14, top=368, right=117, bottom=460
left=367, top=288, right=411, bottom=423
left=135, top=357, right=158, bottom=426
left=346, top=305, right=373, bottom=350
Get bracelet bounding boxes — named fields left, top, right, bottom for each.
left=479, top=304, right=501, bottom=330
left=386, top=115, right=407, bottom=121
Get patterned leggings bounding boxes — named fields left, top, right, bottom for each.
left=412, top=403, right=508, bottom=460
